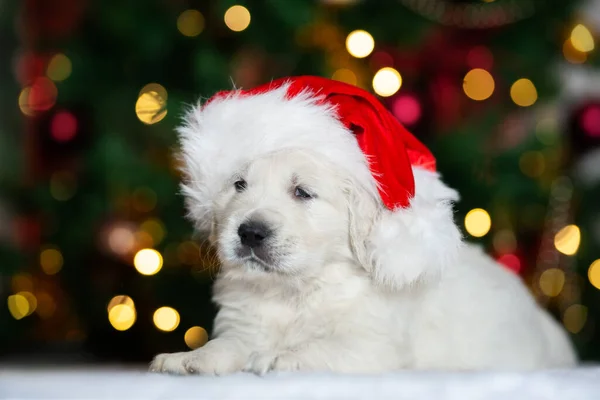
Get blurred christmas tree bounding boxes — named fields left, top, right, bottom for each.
left=1, top=0, right=599, bottom=363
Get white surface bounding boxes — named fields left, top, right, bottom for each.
left=1, top=366, right=600, bottom=400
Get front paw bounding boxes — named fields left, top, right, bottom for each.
left=149, top=346, right=243, bottom=376
left=243, top=350, right=302, bottom=375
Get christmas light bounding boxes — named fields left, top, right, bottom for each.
left=50, top=111, right=78, bottom=142
left=563, top=304, right=587, bottom=334
left=332, top=68, right=357, bottom=86
left=19, top=292, right=37, bottom=316
left=587, top=259, right=600, bottom=290
left=40, top=247, right=63, bottom=275
left=7, top=294, right=29, bottom=320
left=109, top=304, right=136, bottom=331
left=140, top=218, right=166, bottom=245
left=46, top=53, right=72, bottom=82
left=224, top=5, right=251, bottom=32
left=177, top=10, right=204, bottom=37
left=108, top=225, right=136, bottom=255
left=554, top=225, right=580, bottom=256
left=136, top=85, right=167, bottom=125
left=11, top=273, right=33, bottom=293
left=133, top=249, right=163, bottom=275
left=563, top=39, right=587, bottom=64
left=539, top=268, right=565, bottom=297
left=570, top=24, right=594, bottom=53
left=107, top=295, right=134, bottom=313
left=392, top=95, right=421, bottom=126
left=463, top=68, right=494, bottom=101
left=497, top=254, right=521, bottom=274
left=35, top=291, right=56, bottom=319
left=153, top=306, right=180, bottom=332
left=510, top=78, right=537, bottom=107
left=185, top=326, right=209, bottom=349
left=345, top=30, right=374, bottom=58
left=464, top=208, right=491, bottom=238
left=580, top=105, right=600, bottom=137
left=18, top=77, right=58, bottom=116
left=372, top=67, right=402, bottom=97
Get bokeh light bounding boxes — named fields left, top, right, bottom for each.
left=136, top=84, right=167, bottom=125
left=463, top=68, right=494, bottom=101
left=18, top=77, right=58, bottom=116
left=345, top=30, right=374, bottom=58
left=392, top=95, right=421, bottom=126
left=539, top=268, right=565, bottom=297
left=519, top=151, right=545, bottom=178
left=563, top=39, right=587, bottom=64
left=464, top=208, right=492, bottom=237
left=587, top=259, right=600, bottom=290
left=46, top=53, right=72, bottom=82
left=50, top=171, right=77, bottom=201
left=580, top=105, right=600, bottom=137
left=510, top=78, right=537, bottom=107
left=35, top=291, right=56, bottom=319
left=563, top=304, right=587, bottom=334
left=7, top=294, right=29, bottom=320
left=332, top=68, right=357, bottom=86
left=108, top=225, right=136, bottom=255
left=107, top=295, right=134, bottom=313
left=133, top=249, right=163, bottom=275
left=19, top=292, right=37, bottom=316
left=40, top=247, right=63, bottom=275
left=50, top=111, right=78, bottom=142
left=184, top=326, right=209, bottom=349
left=554, top=224, right=581, bottom=256
left=497, top=254, right=521, bottom=274
left=224, top=5, right=251, bottom=32
left=570, top=24, right=595, bottom=53
left=153, top=307, right=180, bottom=332
left=140, top=219, right=166, bottom=245
left=177, top=10, right=204, bottom=37
left=108, top=304, right=136, bottom=331
left=372, top=67, right=402, bottom=97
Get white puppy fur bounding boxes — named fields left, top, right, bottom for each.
left=150, top=149, right=577, bottom=375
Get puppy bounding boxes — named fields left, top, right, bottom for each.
left=150, top=148, right=577, bottom=375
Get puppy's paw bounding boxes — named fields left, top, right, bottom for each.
left=150, top=345, right=244, bottom=376
left=243, top=350, right=303, bottom=375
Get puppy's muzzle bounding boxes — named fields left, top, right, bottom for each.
left=238, top=220, right=271, bottom=249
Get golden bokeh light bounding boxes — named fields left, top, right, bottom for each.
left=464, top=208, right=492, bottom=238
left=563, top=304, right=587, bottom=334
left=345, top=30, right=375, bottom=58
left=587, top=259, right=600, bottom=290
left=47, top=53, right=72, bottom=82
left=519, top=151, right=546, bottom=178
left=510, top=78, right=537, bottom=107
left=372, top=67, right=402, bottom=97
left=153, top=306, right=180, bottom=332
left=539, top=268, right=565, bottom=297
left=224, top=5, right=251, bottom=32
left=563, top=39, right=587, bottom=64
left=18, top=87, right=35, bottom=116
left=184, top=326, right=209, bottom=349
left=140, top=218, right=166, bottom=245
left=11, top=273, right=33, bottom=293
left=7, top=293, right=31, bottom=320
left=108, top=304, right=136, bottom=331
left=332, top=68, right=357, bottom=86
left=107, top=295, right=135, bottom=313
left=463, top=68, right=495, bottom=101
left=40, top=247, right=64, bottom=275
left=133, top=249, right=163, bottom=275
left=570, top=24, right=595, bottom=53
left=136, top=85, right=167, bottom=125
left=554, top=224, right=581, bottom=256
left=35, top=291, right=56, bottom=319
left=177, top=10, right=205, bottom=37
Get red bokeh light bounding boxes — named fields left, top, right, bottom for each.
left=50, top=111, right=78, bottom=142
left=392, top=95, right=421, bottom=126
left=580, top=105, right=600, bottom=137
left=497, top=253, right=521, bottom=274
left=28, top=77, right=58, bottom=112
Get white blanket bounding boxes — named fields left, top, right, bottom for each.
left=1, top=366, right=600, bottom=400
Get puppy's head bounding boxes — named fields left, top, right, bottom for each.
left=212, top=150, right=356, bottom=279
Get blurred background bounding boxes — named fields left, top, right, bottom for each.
left=0, top=0, right=599, bottom=367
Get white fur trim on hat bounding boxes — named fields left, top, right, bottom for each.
left=177, top=84, right=463, bottom=289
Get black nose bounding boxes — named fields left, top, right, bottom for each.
left=238, top=221, right=271, bottom=248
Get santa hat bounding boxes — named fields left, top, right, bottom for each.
left=177, top=76, right=463, bottom=289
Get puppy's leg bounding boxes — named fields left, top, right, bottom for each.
left=150, top=337, right=250, bottom=375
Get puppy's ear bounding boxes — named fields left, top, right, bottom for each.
left=347, top=168, right=463, bottom=289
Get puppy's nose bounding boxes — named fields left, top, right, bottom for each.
left=238, top=221, right=271, bottom=248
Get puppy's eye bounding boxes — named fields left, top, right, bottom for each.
left=294, top=186, right=313, bottom=200
left=234, top=179, right=247, bottom=192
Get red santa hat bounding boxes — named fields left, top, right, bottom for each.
left=178, top=76, right=462, bottom=289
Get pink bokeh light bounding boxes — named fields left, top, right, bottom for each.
left=392, top=95, right=421, bottom=126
